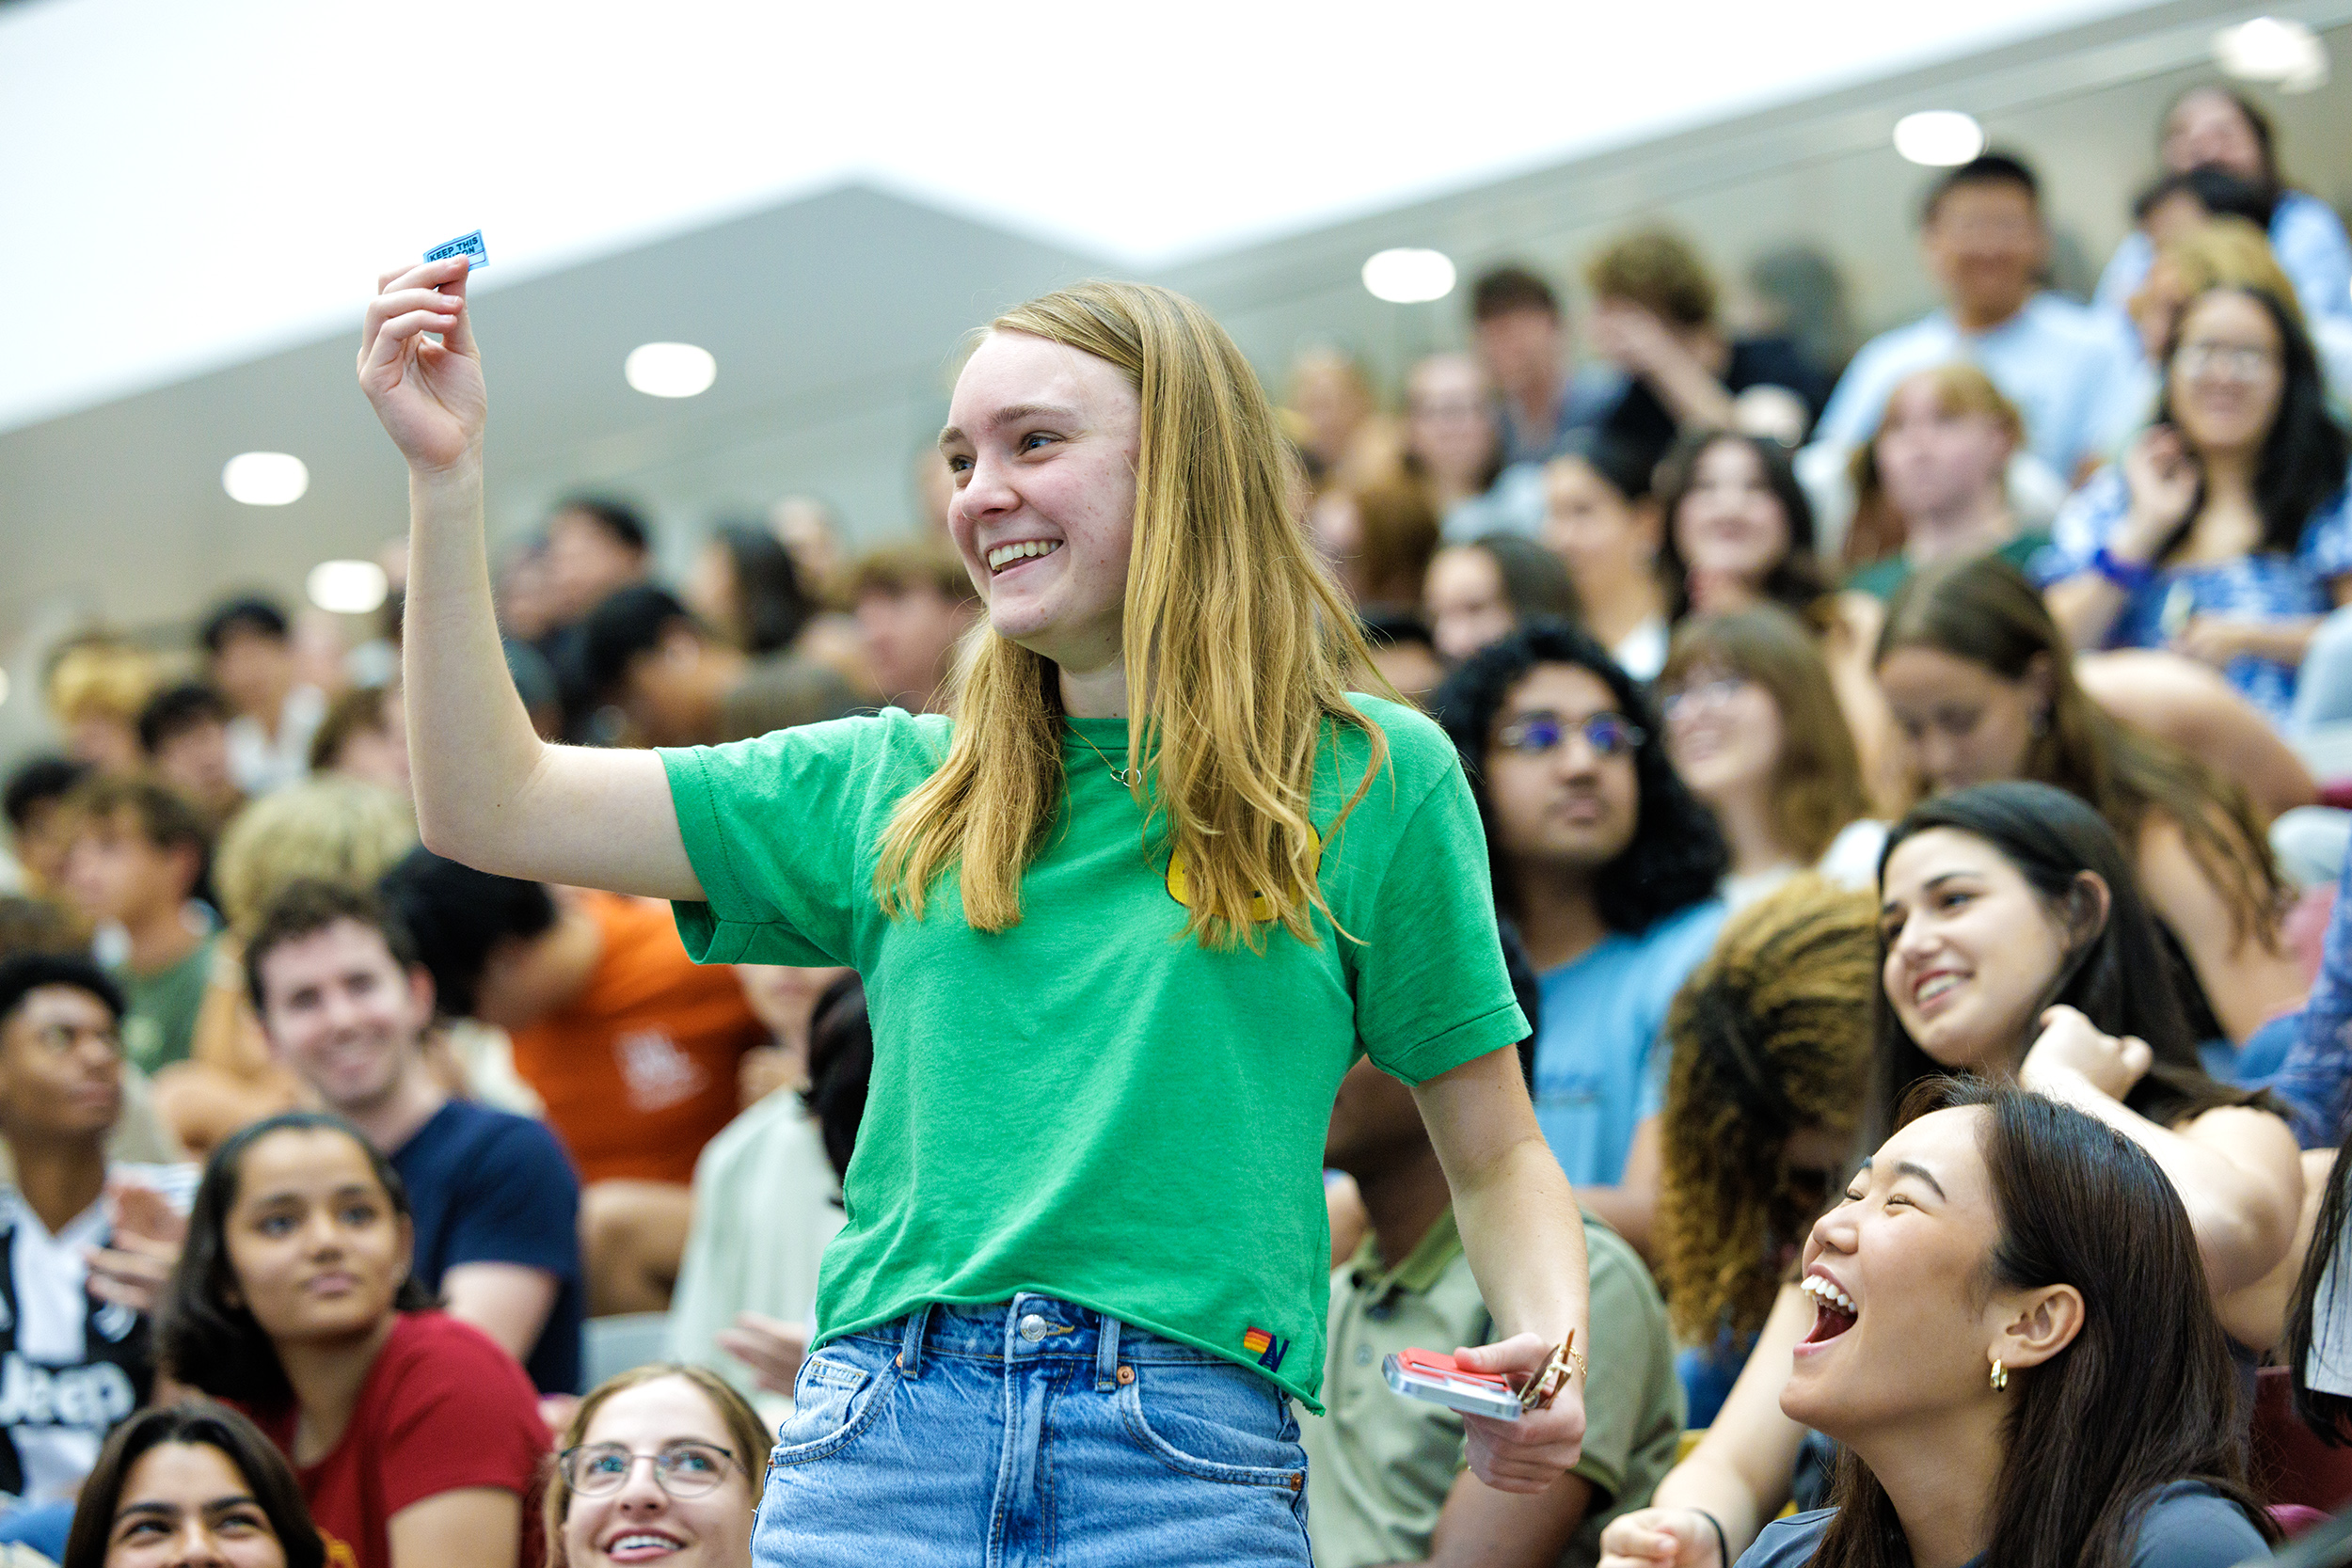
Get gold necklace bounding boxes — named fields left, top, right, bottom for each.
left=1071, top=726, right=1142, bottom=788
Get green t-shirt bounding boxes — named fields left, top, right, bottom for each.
left=1843, top=531, right=2052, bottom=603
left=659, top=696, right=1526, bottom=1407
left=114, top=934, right=216, bottom=1073
left=1301, top=1208, right=1684, bottom=1568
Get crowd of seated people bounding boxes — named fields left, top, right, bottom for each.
left=2, top=73, right=2352, bottom=1568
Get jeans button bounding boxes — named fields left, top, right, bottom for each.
left=1018, top=1313, right=1048, bottom=1342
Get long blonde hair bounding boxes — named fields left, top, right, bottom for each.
left=875, top=281, right=1388, bottom=951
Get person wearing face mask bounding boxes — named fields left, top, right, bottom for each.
left=360, top=268, right=1595, bottom=1562
left=545, top=1366, right=768, bottom=1568
left=1435, top=624, right=1729, bottom=1256
left=1659, top=610, right=1883, bottom=911
left=1541, top=438, right=1671, bottom=683
left=157, top=1114, right=549, bottom=1568
left=1601, top=784, right=2299, bottom=1568
left=1424, top=535, right=1586, bottom=668
left=2042, top=277, right=2352, bottom=727
left=2096, top=86, right=2352, bottom=379
left=1875, top=556, right=2307, bottom=1047
left=1736, top=1082, right=2273, bottom=1568
left=62, top=1402, right=326, bottom=1568
left=1656, top=434, right=1829, bottom=625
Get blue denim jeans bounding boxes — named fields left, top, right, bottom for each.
left=750, top=1294, right=1313, bottom=1566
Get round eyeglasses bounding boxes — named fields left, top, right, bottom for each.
left=559, top=1441, right=738, bottom=1498
left=1494, top=711, right=1646, bottom=760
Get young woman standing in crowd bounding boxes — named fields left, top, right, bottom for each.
left=546, top=1365, right=769, bottom=1568
left=359, top=262, right=1590, bottom=1561
left=1876, top=556, right=2306, bottom=1044
left=159, top=1114, right=548, bottom=1568
left=1602, top=782, right=2303, bottom=1567
left=1658, top=608, right=1882, bottom=909
left=1737, top=1083, right=2273, bottom=1568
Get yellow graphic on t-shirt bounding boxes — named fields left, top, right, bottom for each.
left=1166, top=825, right=1322, bottom=923
left=323, top=1534, right=358, bottom=1568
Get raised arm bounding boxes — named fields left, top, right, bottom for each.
left=358, top=257, right=701, bottom=898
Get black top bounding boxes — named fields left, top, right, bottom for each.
left=1600, top=334, right=1834, bottom=477
left=1736, top=1483, right=2266, bottom=1568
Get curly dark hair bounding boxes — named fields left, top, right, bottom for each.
left=1431, top=618, right=1725, bottom=935
left=1658, top=877, right=1877, bottom=1342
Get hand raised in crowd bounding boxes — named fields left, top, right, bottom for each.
left=85, top=1177, right=188, bottom=1316
left=1587, top=300, right=1682, bottom=379
left=716, top=1311, right=810, bottom=1395
left=2021, top=1004, right=2153, bottom=1103
left=2113, top=423, right=2201, bottom=562
left=1452, top=1331, right=1587, bottom=1493
left=1598, top=1507, right=1725, bottom=1568
left=358, top=254, right=486, bottom=475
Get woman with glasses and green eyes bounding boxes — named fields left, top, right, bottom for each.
left=2042, top=276, right=2352, bottom=726
left=158, top=1113, right=548, bottom=1568
left=548, top=1365, right=769, bottom=1568
left=1658, top=608, right=1883, bottom=911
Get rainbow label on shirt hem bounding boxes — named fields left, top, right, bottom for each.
left=1242, top=1326, right=1289, bottom=1372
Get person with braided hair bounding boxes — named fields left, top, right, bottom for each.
left=1654, top=878, right=1878, bottom=1427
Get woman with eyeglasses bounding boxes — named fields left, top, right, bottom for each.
left=156, top=1113, right=548, bottom=1568
left=548, top=1365, right=768, bottom=1568
left=1658, top=608, right=1883, bottom=911
left=2042, top=275, right=2352, bottom=725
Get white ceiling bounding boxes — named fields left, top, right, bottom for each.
left=0, top=0, right=2156, bottom=435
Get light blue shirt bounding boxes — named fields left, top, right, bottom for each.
left=1532, top=899, right=1727, bottom=1187
left=2096, top=189, right=2352, bottom=342
left=1810, top=293, right=2140, bottom=478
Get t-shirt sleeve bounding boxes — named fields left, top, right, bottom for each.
left=437, top=1120, right=581, bottom=1282
left=1732, top=1509, right=1834, bottom=1567
left=659, top=716, right=888, bottom=966
left=2127, top=1484, right=2269, bottom=1567
left=376, top=1320, right=550, bottom=1517
left=1352, top=758, right=1530, bottom=1085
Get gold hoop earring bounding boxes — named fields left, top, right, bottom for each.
left=1990, top=1359, right=2009, bottom=1392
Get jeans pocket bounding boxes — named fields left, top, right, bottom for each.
left=1115, top=1360, right=1308, bottom=1490
left=769, top=1342, right=894, bottom=1469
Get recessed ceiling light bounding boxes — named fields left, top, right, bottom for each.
left=1893, top=111, right=1986, bottom=166
left=307, top=559, right=389, bottom=615
left=1361, top=248, right=1457, bottom=305
left=221, top=451, right=310, bottom=506
left=2213, top=17, right=2329, bottom=92
left=625, top=342, right=717, bottom=398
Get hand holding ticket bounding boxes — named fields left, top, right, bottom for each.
left=423, top=229, right=488, bottom=272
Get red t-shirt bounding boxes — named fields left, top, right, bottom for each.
left=252, top=1312, right=548, bottom=1568
left=509, top=891, right=766, bottom=1185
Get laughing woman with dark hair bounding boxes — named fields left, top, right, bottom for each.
left=1737, top=1082, right=2273, bottom=1568
left=1435, top=621, right=1728, bottom=1252
left=157, top=1113, right=548, bottom=1568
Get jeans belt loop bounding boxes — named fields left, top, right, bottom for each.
left=897, top=1302, right=934, bottom=1378
left=1095, top=1310, right=1123, bottom=1390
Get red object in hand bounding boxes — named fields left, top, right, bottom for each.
left=1395, top=1349, right=1513, bottom=1390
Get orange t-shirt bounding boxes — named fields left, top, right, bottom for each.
left=509, top=891, right=766, bottom=1185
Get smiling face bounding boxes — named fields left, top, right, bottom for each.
left=1661, top=666, right=1783, bottom=810
left=103, top=1441, right=288, bottom=1568
left=254, top=921, right=433, bottom=1119
left=1872, top=377, right=2013, bottom=528
left=1781, top=1106, right=2009, bottom=1441
left=1874, top=645, right=2044, bottom=795
left=222, top=1128, right=412, bottom=1348
left=940, top=330, right=1142, bottom=682
left=563, top=1375, right=755, bottom=1568
left=2167, top=290, right=2286, bottom=457
left=1923, top=181, right=2044, bottom=328
left=1673, top=439, right=1791, bottom=589
left=1878, top=829, right=2072, bottom=1073
left=1484, top=662, right=1643, bottom=876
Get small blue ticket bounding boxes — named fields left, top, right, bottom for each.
left=423, top=230, right=487, bottom=271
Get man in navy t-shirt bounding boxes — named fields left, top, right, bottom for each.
left=245, top=879, right=584, bottom=1392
